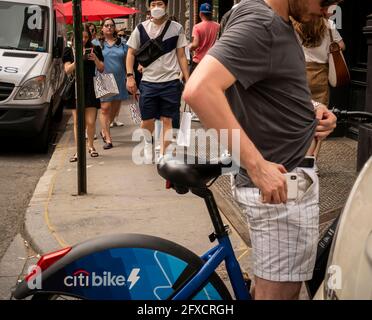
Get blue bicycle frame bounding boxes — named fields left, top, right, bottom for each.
left=172, top=235, right=251, bottom=300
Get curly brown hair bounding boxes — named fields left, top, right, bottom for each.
left=292, top=17, right=328, bottom=48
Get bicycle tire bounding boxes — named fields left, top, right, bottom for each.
left=21, top=234, right=232, bottom=300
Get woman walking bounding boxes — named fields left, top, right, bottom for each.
left=293, top=14, right=345, bottom=158
left=293, top=16, right=345, bottom=105
left=99, top=18, right=129, bottom=148
left=62, top=24, right=105, bottom=162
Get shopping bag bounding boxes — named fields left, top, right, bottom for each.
left=177, top=106, right=192, bottom=147
left=93, top=72, right=119, bottom=99
left=129, top=96, right=142, bottom=125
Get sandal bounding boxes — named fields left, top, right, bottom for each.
left=69, top=153, right=77, bottom=162
left=103, top=142, right=113, bottom=150
left=89, top=147, right=99, bottom=158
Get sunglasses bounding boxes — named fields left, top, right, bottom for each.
left=104, top=24, right=114, bottom=28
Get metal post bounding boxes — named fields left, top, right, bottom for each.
left=363, top=14, right=372, bottom=113
left=73, top=0, right=87, bottom=195
left=189, top=0, right=195, bottom=41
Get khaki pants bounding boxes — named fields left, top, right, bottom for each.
left=306, top=62, right=329, bottom=105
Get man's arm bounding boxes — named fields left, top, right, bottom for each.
left=314, top=104, right=337, bottom=140
left=176, top=47, right=190, bottom=82
left=126, top=47, right=137, bottom=95
left=183, top=55, right=288, bottom=204
left=189, top=35, right=199, bottom=52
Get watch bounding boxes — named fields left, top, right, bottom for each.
left=126, top=73, right=134, bottom=78
left=312, top=100, right=322, bottom=109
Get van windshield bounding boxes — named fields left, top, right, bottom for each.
left=0, top=2, right=49, bottom=52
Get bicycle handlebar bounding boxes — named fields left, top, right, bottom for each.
left=332, top=108, right=372, bottom=122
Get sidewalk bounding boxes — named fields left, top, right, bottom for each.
left=21, top=102, right=252, bottom=295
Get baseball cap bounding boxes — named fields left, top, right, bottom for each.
left=200, top=3, right=212, bottom=14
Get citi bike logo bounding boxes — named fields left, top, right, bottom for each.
left=64, top=268, right=141, bottom=289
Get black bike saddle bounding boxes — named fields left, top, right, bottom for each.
left=157, top=156, right=233, bottom=189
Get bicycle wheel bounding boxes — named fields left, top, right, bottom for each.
left=21, top=234, right=232, bottom=300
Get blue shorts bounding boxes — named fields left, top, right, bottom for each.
left=139, top=80, right=182, bottom=121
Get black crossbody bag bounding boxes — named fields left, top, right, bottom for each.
left=135, top=20, right=171, bottom=68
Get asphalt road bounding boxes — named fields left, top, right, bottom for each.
left=0, top=112, right=70, bottom=261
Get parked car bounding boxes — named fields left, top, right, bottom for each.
left=0, top=0, right=66, bottom=152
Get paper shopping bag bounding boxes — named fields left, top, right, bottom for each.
left=177, top=111, right=192, bottom=147
left=93, top=72, right=119, bottom=99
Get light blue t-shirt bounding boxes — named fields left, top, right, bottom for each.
left=100, top=39, right=129, bottom=102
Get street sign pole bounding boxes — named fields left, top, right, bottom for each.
left=72, top=0, right=87, bottom=195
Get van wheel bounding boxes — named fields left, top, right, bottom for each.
left=32, top=111, right=51, bottom=153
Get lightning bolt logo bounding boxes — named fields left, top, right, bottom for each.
left=127, top=268, right=140, bottom=290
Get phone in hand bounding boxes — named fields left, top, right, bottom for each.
left=84, top=48, right=93, bottom=60
left=284, top=173, right=298, bottom=200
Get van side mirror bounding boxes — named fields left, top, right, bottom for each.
left=54, top=36, right=64, bottom=58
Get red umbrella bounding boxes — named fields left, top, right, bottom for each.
left=63, top=0, right=138, bottom=24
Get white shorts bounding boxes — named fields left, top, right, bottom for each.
left=232, top=167, right=319, bottom=282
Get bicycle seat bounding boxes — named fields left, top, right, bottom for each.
left=157, top=156, right=233, bottom=189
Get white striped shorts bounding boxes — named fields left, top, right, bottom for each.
left=232, top=167, right=319, bottom=282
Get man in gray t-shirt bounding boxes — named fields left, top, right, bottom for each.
left=183, top=0, right=339, bottom=299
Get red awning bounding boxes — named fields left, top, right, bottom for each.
left=62, top=0, right=138, bottom=24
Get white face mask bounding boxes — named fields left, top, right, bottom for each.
left=151, top=7, right=166, bottom=19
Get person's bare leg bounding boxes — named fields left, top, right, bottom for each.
left=160, top=117, right=173, bottom=155
left=110, top=100, right=121, bottom=123
left=141, top=119, right=155, bottom=137
left=115, top=100, right=122, bottom=122
left=99, top=101, right=112, bottom=143
left=254, top=276, right=302, bottom=300
left=141, top=119, right=155, bottom=161
left=72, top=110, right=77, bottom=145
left=85, top=107, right=97, bottom=149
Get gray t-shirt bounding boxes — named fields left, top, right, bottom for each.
left=208, top=0, right=317, bottom=187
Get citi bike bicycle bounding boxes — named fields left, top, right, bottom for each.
left=13, top=109, right=372, bottom=300
left=14, top=157, right=251, bottom=300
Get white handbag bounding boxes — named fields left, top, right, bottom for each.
left=93, top=72, right=119, bottom=99
left=177, top=104, right=192, bottom=147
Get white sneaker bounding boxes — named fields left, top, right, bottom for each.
left=114, top=120, right=124, bottom=127
left=191, top=112, right=200, bottom=122
left=156, top=153, right=173, bottom=164
left=221, top=149, right=230, bottom=158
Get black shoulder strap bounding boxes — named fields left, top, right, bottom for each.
left=157, top=20, right=171, bottom=41
left=138, top=23, right=150, bottom=46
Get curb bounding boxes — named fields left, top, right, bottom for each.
left=22, top=122, right=72, bottom=255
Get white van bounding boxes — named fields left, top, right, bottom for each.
left=0, top=0, right=66, bottom=151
